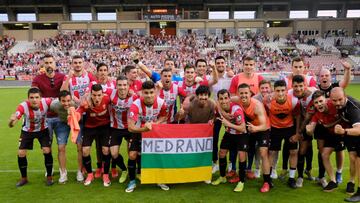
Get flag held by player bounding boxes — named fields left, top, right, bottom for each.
left=141, top=124, right=213, bottom=184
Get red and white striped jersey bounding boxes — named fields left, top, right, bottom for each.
left=129, top=80, right=143, bottom=94
left=225, top=103, right=246, bottom=135
left=158, top=83, right=186, bottom=123
left=129, top=97, right=168, bottom=127
left=109, top=89, right=138, bottom=129
left=288, top=88, right=315, bottom=116
left=15, top=98, right=52, bottom=132
left=64, top=72, right=96, bottom=100
left=90, top=79, right=116, bottom=92
left=177, top=79, right=209, bottom=96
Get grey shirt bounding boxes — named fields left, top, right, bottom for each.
left=50, top=99, right=74, bottom=123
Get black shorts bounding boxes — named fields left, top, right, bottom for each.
left=128, top=133, right=141, bottom=152
left=82, top=125, right=110, bottom=147
left=19, top=129, right=51, bottom=150
left=270, top=126, right=298, bottom=151
left=314, top=125, right=328, bottom=140
left=109, top=128, right=131, bottom=146
left=344, top=136, right=360, bottom=156
left=220, top=132, right=249, bottom=152
left=302, top=131, right=313, bottom=141
left=323, top=135, right=345, bottom=151
left=249, top=130, right=270, bottom=149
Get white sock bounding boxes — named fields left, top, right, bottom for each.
left=289, top=169, right=296, bottom=178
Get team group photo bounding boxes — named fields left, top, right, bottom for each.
left=1, top=0, right=360, bottom=202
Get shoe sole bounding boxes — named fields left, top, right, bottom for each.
left=346, top=191, right=355, bottom=195
left=16, top=182, right=28, bottom=187
left=323, top=188, right=337, bottom=192
left=125, top=187, right=136, bottom=193
left=119, top=179, right=127, bottom=184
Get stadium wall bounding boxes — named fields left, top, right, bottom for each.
left=325, top=20, right=354, bottom=35
left=263, top=11, right=288, bottom=19
left=32, top=30, right=58, bottom=40
left=117, top=11, right=140, bottom=21
left=38, top=14, right=64, bottom=21
left=266, top=27, right=293, bottom=38
left=3, top=30, right=29, bottom=41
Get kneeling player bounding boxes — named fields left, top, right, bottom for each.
left=211, top=89, right=247, bottom=192
left=9, top=87, right=54, bottom=187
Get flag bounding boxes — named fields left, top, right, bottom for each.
left=141, top=124, right=213, bottom=184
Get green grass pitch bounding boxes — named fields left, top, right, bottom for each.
left=1, top=85, right=360, bottom=203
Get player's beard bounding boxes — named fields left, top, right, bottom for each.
left=46, top=67, right=54, bottom=74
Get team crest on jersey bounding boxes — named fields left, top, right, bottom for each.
left=237, top=115, right=242, bottom=121
left=129, top=112, right=134, bottom=118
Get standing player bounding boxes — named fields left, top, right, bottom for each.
left=210, top=56, right=234, bottom=175
left=131, top=51, right=182, bottom=83
left=211, top=89, right=248, bottom=192
left=49, top=90, right=74, bottom=183
left=306, top=90, right=344, bottom=191
left=157, top=68, right=187, bottom=123
left=91, top=62, right=117, bottom=178
left=264, top=80, right=300, bottom=189
left=228, top=56, right=264, bottom=179
left=76, top=84, right=111, bottom=187
left=32, top=54, right=65, bottom=179
left=94, top=63, right=116, bottom=92
left=61, top=55, right=97, bottom=182
left=281, top=57, right=317, bottom=182
left=330, top=87, right=360, bottom=202
left=195, top=59, right=210, bottom=81
left=229, top=56, right=264, bottom=96
left=9, top=88, right=54, bottom=187
left=251, top=79, right=272, bottom=179
left=288, top=75, right=317, bottom=188
left=126, top=81, right=168, bottom=193
left=283, top=57, right=317, bottom=88
left=315, top=61, right=351, bottom=184
left=123, top=65, right=143, bottom=95
left=177, top=85, right=215, bottom=125
left=108, top=76, right=138, bottom=184
left=177, top=65, right=210, bottom=97
left=231, top=83, right=272, bottom=192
